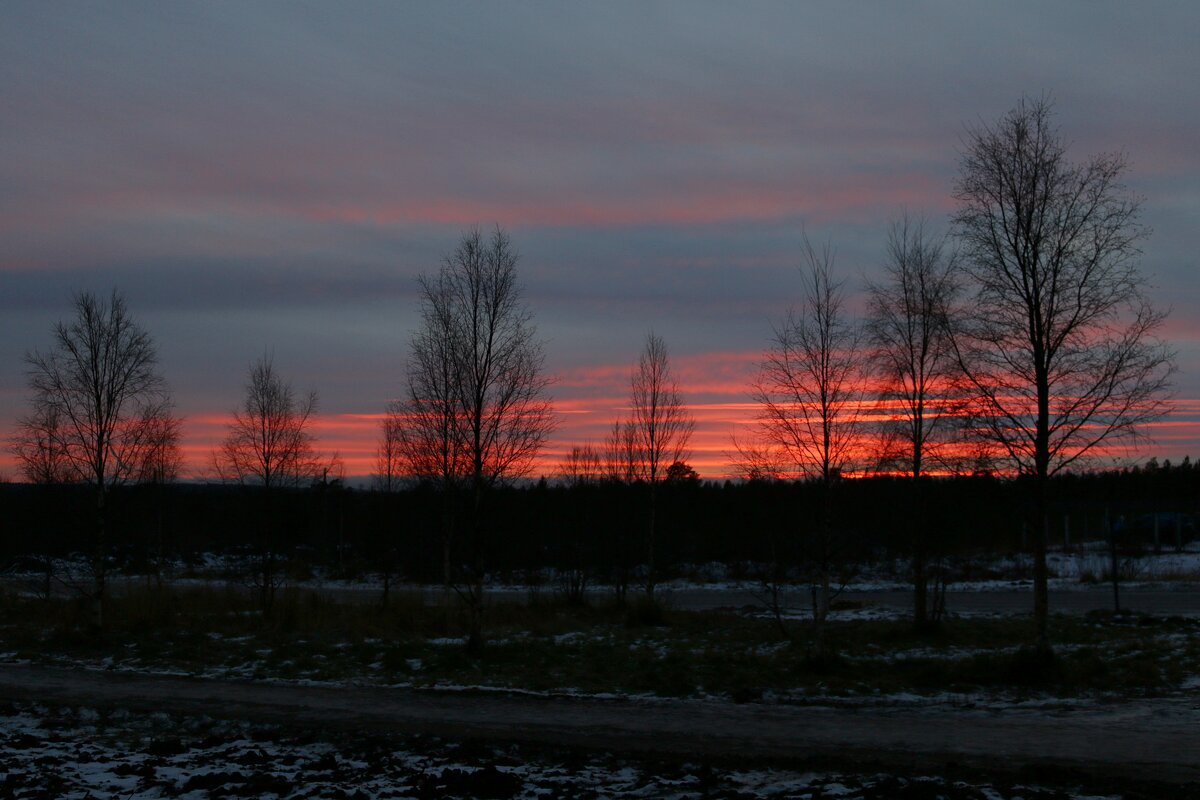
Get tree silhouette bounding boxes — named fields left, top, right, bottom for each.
left=21, top=290, right=176, bottom=625
left=951, top=96, right=1175, bottom=652
left=10, top=404, right=74, bottom=485
left=627, top=332, right=694, bottom=600
left=399, top=227, right=554, bottom=652
left=865, top=215, right=961, bottom=627
left=752, top=239, right=865, bottom=644
left=215, top=353, right=321, bottom=607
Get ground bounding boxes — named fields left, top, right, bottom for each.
left=1, top=689, right=1193, bottom=799
left=1, top=548, right=1199, bottom=798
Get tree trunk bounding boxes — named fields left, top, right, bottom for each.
left=811, top=479, right=833, bottom=655
left=913, top=556, right=928, bottom=629
left=645, top=482, right=657, bottom=602
left=911, top=471, right=928, bottom=630
left=1031, top=478, right=1050, bottom=655
left=1033, top=514, right=1049, bottom=651
left=465, top=472, right=486, bottom=655
left=93, top=485, right=107, bottom=629
left=1033, top=361, right=1052, bottom=656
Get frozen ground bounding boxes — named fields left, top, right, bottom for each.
left=0, top=698, right=1173, bottom=799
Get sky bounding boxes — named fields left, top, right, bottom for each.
left=2, top=2, right=1198, bottom=481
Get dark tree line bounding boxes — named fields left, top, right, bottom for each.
left=2, top=467, right=1194, bottom=593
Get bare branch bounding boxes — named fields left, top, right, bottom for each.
left=864, top=213, right=965, bottom=478
left=752, top=238, right=865, bottom=481
left=629, top=332, right=695, bottom=484
left=214, top=354, right=322, bottom=490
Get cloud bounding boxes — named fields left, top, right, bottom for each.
left=2, top=2, right=1198, bottom=478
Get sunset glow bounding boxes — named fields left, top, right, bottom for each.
left=2, top=4, right=1197, bottom=484
left=75, top=385, right=1199, bottom=485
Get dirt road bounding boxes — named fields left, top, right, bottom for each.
left=3, top=663, right=1197, bottom=784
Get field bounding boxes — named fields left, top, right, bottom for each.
left=2, top=571, right=1200, bottom=798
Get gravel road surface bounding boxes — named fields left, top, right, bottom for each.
left=3, top=664, right=1197, bottom=785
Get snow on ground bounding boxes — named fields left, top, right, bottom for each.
left=5, top=544, right=1199, bottom=600
left=0, top=702, right=1127, bottom=799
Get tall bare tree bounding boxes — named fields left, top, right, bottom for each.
left=865, top=215, right=961, bottom=627
left=951, top=97, right=1174, bottom=653
left=401, top=227, right=554, bottom=652
left=21, top=290, right=175, bottom=625
left=752, top=239, right=865, bottom=641
left=215, top=353, right=321, bottom=607
left=627, top=332, right=694, bottom=600
left=386, top=271, right=470, bottom=587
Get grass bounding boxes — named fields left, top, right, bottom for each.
left=1, top=586, right=1196, bottom=702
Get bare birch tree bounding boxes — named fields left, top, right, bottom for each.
left=401, top=227, right=554, bottom=653
left=215, top=353, right=320, bottom=607
left=21, top=290, right=175, bottom=625
left=951, top=97, right=1175, bottom=653
left=386, top=272, right=470, bottom=587
left=217, top=354, right=319, bottom=490
left=628, top=332, right=694, bottom=600
left=752, top=239, right=865, bottom=644
left=865, top=215, right=961, bottom=627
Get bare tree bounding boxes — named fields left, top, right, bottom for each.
left=604, top=418, right=639, bottom=484
left=367, top=414, right=405, bottom=606
left=133, top=407, right=183, bottom=485
left=10, top=404, right=74, bottom=485
left=727, top=437, right=788, bottom=482
left=600, top=418, right=639, bottom=602
left=401, top=227, right=554, bottom=652
left=951, top=97, right=1175, bottom=653
left=9, top=401, right=75, bottom=601
left=21, top=290, right=175, bottom=625
left=560, top=443, right=605, bottom=486
left=627, top=332, right=694, bottom=600
left=752, top=239, right=865, bottom=643
left=555, top=442, right=605, bottom=604
left=215, top=353, right=321, bottom=607
left=386, top=274, right=471, bottom=587
left=865, top=215, right=961, bottom=627
left=373, top=413, right=404, bottom=494
left=216, top=354, right=319, bottom=491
